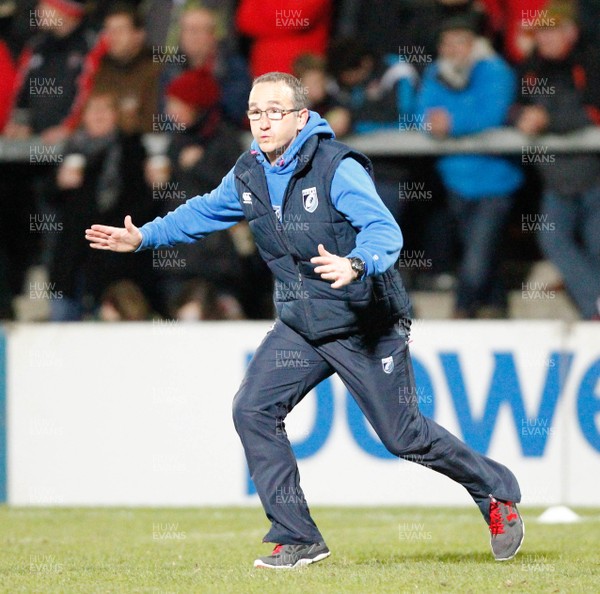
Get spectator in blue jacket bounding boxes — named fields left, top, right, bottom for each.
left=418, top=16, right=524, bottom=318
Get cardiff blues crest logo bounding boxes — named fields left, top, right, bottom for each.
left=381, top=356, right=394, bottom=374
left=302, top=187, right=318, bottom=213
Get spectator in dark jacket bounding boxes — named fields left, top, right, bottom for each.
left=334, top=0, right=419, bottom=59
left=4, top=0, right=100, bottom=143
left=49, top=91, right=158, bottom=320
left=147, top=67, right=258, bottom=317
left=2, top=0, right=105, bottom=301
left=91, top=2, right=160, bottom=134
left=418, top=16, right=524, bottom=318
left=157, top=6, right=251, bottom=127
left=327, top=38, right=418, bottom=221
left=515, top=1, right=600, bottom=319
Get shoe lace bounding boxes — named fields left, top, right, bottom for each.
left=505, top=503, right=518, bottom=522
left=489, top=498, right=504, bottom=536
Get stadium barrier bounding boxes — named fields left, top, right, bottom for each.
left=0, top=320, right=598, bottom=507
left=2, top=126, right=600, bottom=161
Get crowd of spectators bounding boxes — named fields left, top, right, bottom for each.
left=0, top=0, right=598, bottom=322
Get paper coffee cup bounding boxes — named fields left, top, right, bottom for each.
left=63, top=153, right=86, bottom=171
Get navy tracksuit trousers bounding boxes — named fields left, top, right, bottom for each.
left=232, top=319, right=521, bottom=545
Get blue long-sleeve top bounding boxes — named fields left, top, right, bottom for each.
left=136, top=111, right=402, bottom=277
left=417, top=52, right=524, bottom=199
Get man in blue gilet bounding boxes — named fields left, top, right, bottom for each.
left=86, top=72, right=524, bottom=568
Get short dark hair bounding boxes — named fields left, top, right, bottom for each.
left=293, top=53, right=326, bottom=79
left=252, top=72, right=308, bottom=110
left=327, top=38, right=374, bottom=79
left=105, top=2, right=145, bottom=30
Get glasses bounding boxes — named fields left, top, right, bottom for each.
left=246, top=108, right=299, bottom=121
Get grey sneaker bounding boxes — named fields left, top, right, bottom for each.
left=489, top=495, right=524, bottom=561
left=253, top=542, right=330, bottom=569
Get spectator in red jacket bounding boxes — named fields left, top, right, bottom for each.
left=0, top=39, right=16, bottom=133
left=480, top=0, right=550, bottom=63
left=236, top=0, right=332, bottom=76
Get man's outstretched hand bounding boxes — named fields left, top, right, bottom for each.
left=85, top=215, right=142, bottom=252
left=311, top=243, right=356, bottom=289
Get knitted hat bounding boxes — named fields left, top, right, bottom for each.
left=166, top=68, right=221, bottom=111
left=438, top=13, right=480, bottom=37
left=42, top=0, right=86, bottom=18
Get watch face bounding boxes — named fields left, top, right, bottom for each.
left=351, top=258, right=365, bottom=275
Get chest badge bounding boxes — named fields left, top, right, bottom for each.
left=381, top=356, right=394, bottom=374
left=302, top=187, right=318, bottom=213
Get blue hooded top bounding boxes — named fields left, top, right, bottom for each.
left=136, top=111, right=402, bottom=277
left=417, top=52, right=524, bottom=199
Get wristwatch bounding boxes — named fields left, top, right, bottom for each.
left=349, top=257, right=366, bottom=280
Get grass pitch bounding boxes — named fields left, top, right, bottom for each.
left=0, top=506, right=598, bottom=593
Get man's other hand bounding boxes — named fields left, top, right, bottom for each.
left=311, top=243, right=356, bottom=289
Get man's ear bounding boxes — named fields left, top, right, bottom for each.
left=297, top=108, right=310, bottom=131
